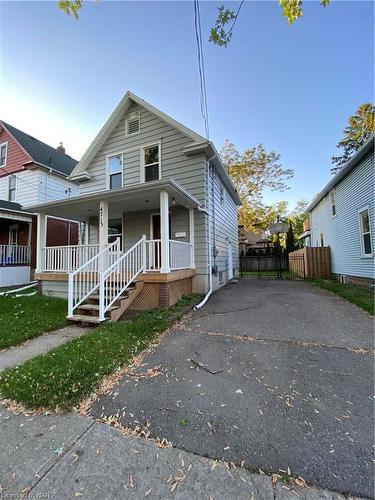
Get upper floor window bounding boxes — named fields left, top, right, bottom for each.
left=330, top=189, right=336, bottom=216
left=108, top=155, right=122, bottom=189
left=358, top=207, right=373, bottom=257
left=0, top=142, right=8, bottom=167
left=8, top=175, right=16, bottom=201
left=143, top=143, right=160, bottom=182
left=125, top=113, right=140, bottom=136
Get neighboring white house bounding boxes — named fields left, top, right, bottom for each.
left=306, top=137, right=374, bottom=286
left=27, top=91, right=241, bottom=323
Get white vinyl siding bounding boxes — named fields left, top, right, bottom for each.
left=0, top=169, right=79, bottom=207
left=310, top=152, right=374, bottom=279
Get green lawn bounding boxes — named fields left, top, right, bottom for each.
left=0, top=294, right=200, bottom=410
left=309, top=279, right=374, bottom=315
left=0, top=292, right=68, bottom=349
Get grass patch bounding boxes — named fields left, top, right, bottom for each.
left=0, top=292, right=67, bottom=349
left=0, top=294, right=201, bottom=410
left=309, top=279, right=374, bottom=315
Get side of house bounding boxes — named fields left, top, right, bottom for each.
left=307, top=138, right=374, bottom=285
left=0, top=121, right=81, bottom=286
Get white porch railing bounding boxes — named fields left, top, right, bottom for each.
left=145, top=239, right=161, bottom=271
left=99, top=236, right=145, bottom=320
left=169, top=240, right=193, bottom=270
left=68, top=239, right=120, bottom=317
left=43, top=244, right=100, bottom=272
left=0, top=245, right=31, bottom=266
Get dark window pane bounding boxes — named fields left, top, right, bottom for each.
left=0, top=145, right=6, bottom=165
left=144, top=145, right=159, bottom=165
left=363, top=233, right=372, bottom=255
left=109, top=155, right=122, bottom=174
left=332, top=204, right=336, bottom=216
left=361, top=211, right=370, bottom=233
left=108, top=224, right=122, bottom=235
left=110, top=172, right=122, bottom=189
left=145, top=164, right=159, bottom=182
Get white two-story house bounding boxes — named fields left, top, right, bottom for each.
left=28, top=92, right=241, bottom=323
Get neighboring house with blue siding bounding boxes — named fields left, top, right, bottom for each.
left=28, top=92, right=241, bottom=324
left=306, top=137, right=374, bottom=285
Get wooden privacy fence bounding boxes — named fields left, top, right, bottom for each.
left=289, top=247, right=331, bottom=279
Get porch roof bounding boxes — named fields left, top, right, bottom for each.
left=26, top=179, right=201, bottom=221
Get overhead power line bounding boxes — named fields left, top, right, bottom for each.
left=193, top=0, right=210, bottom=140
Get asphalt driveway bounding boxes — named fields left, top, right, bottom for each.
left=90, top=280, right=374, bottom=498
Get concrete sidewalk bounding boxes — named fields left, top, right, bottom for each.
left=0, top=325, right=90, bottom=370
left=0, top=406, right=365, bottom=499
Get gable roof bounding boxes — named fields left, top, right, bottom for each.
left=0, top=121, right=78, bottom=177
left=70, top=91, right=206, bottom=179
left=69, top=91, right=241, bottom=205
left=307, top=136, right=374, bottom=212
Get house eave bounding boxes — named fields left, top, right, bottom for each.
left=307, top=136, right=374, bottom=213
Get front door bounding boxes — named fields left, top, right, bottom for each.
left=150, top=213, right=171, bottom=269
left=9, top=224, right=18, bottom=245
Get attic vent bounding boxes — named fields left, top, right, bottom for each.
left=125, top=113, right=140, bottom=136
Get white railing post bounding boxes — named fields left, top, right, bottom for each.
left=68, top=273, right=74, bottom=317
left=142, top=234, right=147, bottom=272
left=36, top=212, right=46, bottom=272
left=99, top=271, right=105, bottom=321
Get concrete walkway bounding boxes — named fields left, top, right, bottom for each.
left=0, top=406, right=366, bottom=499
left=0, top=325, right=90, bottom=370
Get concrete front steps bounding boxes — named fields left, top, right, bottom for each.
left=67, top=281, right=144, bottom=325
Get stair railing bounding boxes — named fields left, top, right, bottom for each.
left=98, top=235, right=146, bottom=321
left=68, top=239, right=120, bottom=318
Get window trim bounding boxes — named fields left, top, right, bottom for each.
left=140, top=141, right=162, bottom=183
left=0, top=141, right=8, bottom=167
left=125, top=112, right=141, bottom=137
left=329, top=189, right=336, bottom=218
left=8, top=175, right=17, bottom=202
left=358, top=206, right=373, bottom=258
left=106, top=153, right=123, bottom=190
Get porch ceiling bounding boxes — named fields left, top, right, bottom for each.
left=26, top=179, right=201, bottom=221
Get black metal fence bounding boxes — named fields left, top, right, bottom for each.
left=239, top=254, right=305, bottom=280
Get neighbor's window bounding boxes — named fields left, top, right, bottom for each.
left=330, top=190, right=336, bottom=216
left=108, top=155, right=122, bottom=189
left=144, top=144, right=160, bottom=182
left=8, top=175, right=16, bottom=201
left=0, top=142, right=7, bottom=167
left=125, top=113, right=140, bottom=136
left=359, top=207, right=373, bottom=256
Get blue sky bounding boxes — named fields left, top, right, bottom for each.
left=0, top=1, right=373, bottom=208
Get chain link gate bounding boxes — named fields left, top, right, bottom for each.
left=239, top=254, right=305, bottom=280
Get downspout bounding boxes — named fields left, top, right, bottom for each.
left=194, top=152, right=217, bottom=310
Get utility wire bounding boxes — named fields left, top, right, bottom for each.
left=193, top=0, right=210, bottom=140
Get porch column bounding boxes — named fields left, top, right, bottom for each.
left=98, top=201, right=108, bottom=251
left=189, top=208, right=195, bottom=269
left=160, top=190, right=170, bottom=273
left=36, top=212, right=46, bottom=272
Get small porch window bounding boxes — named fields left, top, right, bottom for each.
left=143, top=144, right=160, bottom=182
left=8, top=175, right=16, bottom=201
left=359, top=207, right=373, bottom=257
left=0, top=142, right=7, bottom=167
left=108, top=155, right=123, bottom=189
